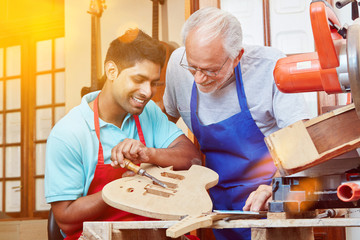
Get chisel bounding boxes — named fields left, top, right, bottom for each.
left=123, top=159, right=168, bottom=188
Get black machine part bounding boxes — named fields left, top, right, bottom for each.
left=269, top=172, right=360, bottom=213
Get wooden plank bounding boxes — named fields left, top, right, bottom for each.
left=307, top=108, right=360, bottom=154
left=265, top=121, right=320, bottom=175
left=256, top=212, right=315, bottom=240
left=166, top=215, right=214, bottom=238
left=252, top=228, right=267, bottom=240
left=82, top=222, right=112, bottom=240
left=83, top=221, right=185, bottom=240
left=265, top=104, right=360, bottom=175
left=83, top=218, right=360, bottom=240
left=85, top=217, right=360, bottom=230
left=211, top=218, right=360, bottom=228
left=263, top=228, right=314, bottom=240
left=111, top=221, right=178, bottom=229
left=112, top=229, right=182, bottom=240
left=166, top=212, right=266, bottom=238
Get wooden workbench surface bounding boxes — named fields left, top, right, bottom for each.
left=83, top=217, right=360, bottom=230
left=82, top=217, right=360, bottom=240
left=211, top=217, right=360, bottom=228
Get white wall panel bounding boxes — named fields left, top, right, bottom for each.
left=221, top=0, right=264, bottom=46
left=270, top=0, right=317, bottom=117
left=270, top=0, right=314, bottom=54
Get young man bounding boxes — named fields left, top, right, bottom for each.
left=163, top=7, right=311, bottom=240
left=45, top=28, right=201, bottom=240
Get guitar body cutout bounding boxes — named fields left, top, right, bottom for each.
left=102, top=164, right=219, bottom=220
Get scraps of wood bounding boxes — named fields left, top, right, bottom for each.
left=265, top=103, right=360, bottom=176
left=102, top=163, right=219, bottom=220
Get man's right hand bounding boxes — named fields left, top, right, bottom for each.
left=110, top=138, right=152, bottom=168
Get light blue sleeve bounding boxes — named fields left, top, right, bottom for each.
left=141, top=101, right=184, bottom=148
left=45, top=134, right=85, bottom=203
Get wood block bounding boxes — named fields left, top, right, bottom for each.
left=262, top=228, right=314, bottom=240
left=82, top=221, right=185, bottom=240
left=102, top=164, right=219, bottom=220
left=244, top=212, right=316, bottom=240
left=265, top=103, right=360, bottom=175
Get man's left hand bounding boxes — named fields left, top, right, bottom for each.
left=243, top=184, right=272, bottom=212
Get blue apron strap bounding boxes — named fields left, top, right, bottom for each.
left=234, top=64, right=248, bottom=112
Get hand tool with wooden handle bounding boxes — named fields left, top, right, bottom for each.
left=123, top=159, right=168, bottom=188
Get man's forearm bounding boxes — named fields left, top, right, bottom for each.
left=149, top=135, right=201, bottom=170
left=51, top=191, right=108, bottom=234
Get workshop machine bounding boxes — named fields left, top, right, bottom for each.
left=268, top=0, right=360, bottom=213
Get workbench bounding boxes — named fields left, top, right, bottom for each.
left=81, top=216, right=360, bottom=240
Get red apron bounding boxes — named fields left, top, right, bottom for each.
left=65, top=95, right=150, bottom=240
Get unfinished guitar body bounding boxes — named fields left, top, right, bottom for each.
left=102, top=164, right=219, bottom=220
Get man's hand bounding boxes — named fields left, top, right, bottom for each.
left=243, top=184, right=272, bottom=212
left=110, top=138, right=152, bottom=168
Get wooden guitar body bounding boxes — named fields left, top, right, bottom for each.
left=102, top=164, right=219, bottom=220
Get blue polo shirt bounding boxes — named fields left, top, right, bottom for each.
left=45, top=91, right=184, bottom=203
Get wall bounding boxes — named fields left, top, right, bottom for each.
left=64, top=0, right=185, bottom=112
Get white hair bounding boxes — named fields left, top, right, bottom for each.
left=181, top=7, right=243, bottom=59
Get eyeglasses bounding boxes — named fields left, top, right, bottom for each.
left=179, top=50, right=229, bottom=77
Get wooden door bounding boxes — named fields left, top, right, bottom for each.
left=0, top=0, right=65, bottom=219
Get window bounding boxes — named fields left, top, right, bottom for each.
left=0, top=0, right=64, bottom=218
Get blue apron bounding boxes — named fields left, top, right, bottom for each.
left=190, top=64, right=276, bottom=240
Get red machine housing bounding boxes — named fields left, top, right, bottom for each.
left=274, top=1, right=346, bottom=94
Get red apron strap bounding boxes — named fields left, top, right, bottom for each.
left=94, top=94, right=146, bottom=164
left=134, top=115, right=146, bottom=146
left=94, top=95, right=105, bottom=164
